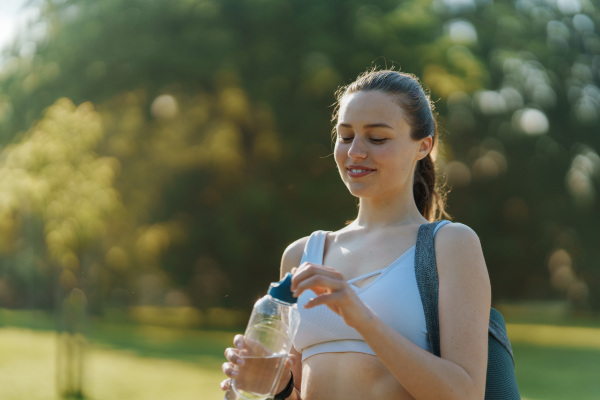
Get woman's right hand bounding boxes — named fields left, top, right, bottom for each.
left=221, top=334, right=296, bottom=394
left=221, top=334, right=245, bottom=391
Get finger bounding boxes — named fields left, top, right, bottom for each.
left=233, top=334, right=244, bottom=349
left=294, top=274, right=345, bottom=297
left=224, top=347, right=245, bottom=365
left=239, top=335, right=272, bottom=356
left=221, top=361, right=239, bottom=378
left=294, top=262, right=341, bottom=278
left=304, top=291, right=346, bottom=309
left=294, top=274, right=346, bottom=298
left=292, top=263, right=344, bottom=291
left=285, top=353, right=298, bottom=370
left=220, top=379, right=231, bottom=391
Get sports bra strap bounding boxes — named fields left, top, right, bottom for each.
left=347, top=269, right=383, bottom=284
left=433, top=220, right=451, bottom=235
left=301, top=231, right=329, bottom=265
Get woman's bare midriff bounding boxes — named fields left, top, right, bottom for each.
left=300, top=352, right=414, bottom=400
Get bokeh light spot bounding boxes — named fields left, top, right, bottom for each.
left=151, top=95, right=179, bottom=119
left=512, top=108, right=549, bottom=135
left=557, top=0, right=582, bottom=15
left=573, top=13, right=595, bottom=33
left=445, top=160, right=471, bottom=187
left=445, top=19, right=478, bottom=44
left=472, top=150, right=507, bottom=180
left=475, top=90, right=507, bottom=115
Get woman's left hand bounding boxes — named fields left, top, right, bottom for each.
left=291, top=262, right=373, bottom=328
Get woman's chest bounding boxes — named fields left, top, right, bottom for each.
left=322, top=235, right=416, bottom=285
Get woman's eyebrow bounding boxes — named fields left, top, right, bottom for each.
left=337, top=122, right=393, bottom=129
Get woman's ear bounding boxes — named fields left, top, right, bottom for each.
left=416, top=136, right=433, bottom=160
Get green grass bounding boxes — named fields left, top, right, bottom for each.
left=0, top=327, right=230, bottom=399
left=0, top=308, right=234, bottom=399
left=513, top=343, right=600, bottom=400
left=504, top=322, right=600, bottom=400
left=1, top=309, right=600, bottom=399
left=0, top=326, right=229, bottom=400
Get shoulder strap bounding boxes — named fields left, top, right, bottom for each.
left=490, top=308, right=515, bottom=364
left=300, top=231, right=328, bottom=265
left=414, top=220, right=450, bottom=357
left=415, top=221, right=516, bottom=365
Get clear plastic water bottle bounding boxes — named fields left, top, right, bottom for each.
left=225, top=273, right=300, bottom=400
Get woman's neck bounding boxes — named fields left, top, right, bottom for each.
left=353, top=191, right=427, bottom=230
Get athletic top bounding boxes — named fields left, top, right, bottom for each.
left=293, top=221, right=451, bottom=362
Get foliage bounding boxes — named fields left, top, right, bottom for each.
left=440, top=0, right=600, bottom=308
left=0, top=99, right=120, bottom=308
left=0, top=0, right=598, bottom=314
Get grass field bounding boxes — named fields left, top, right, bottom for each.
left=1, top=309, right=599, bottom=399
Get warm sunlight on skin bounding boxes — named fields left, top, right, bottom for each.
left=340, top=246, right=351, bottom=256
left=334, top=91, right=431, bottom=204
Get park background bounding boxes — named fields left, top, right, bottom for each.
left=0, top=0, right=599, bottom=398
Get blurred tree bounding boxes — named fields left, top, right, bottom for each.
left=0, top=0, right=598, bottom=314
left=438, top=0, right=600, bottom=309
left=0, top=98, right=120, bottom=308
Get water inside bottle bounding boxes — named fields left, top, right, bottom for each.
left=226, top=352, right=288, bottom=400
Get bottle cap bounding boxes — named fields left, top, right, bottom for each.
left=267, top=272, right=297, bottom=304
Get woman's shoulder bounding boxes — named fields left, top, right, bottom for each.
left=434, top=221, right=489, bottom=284
left=280, top=236, right=310, bottom=277
left=434, top=221, right=481, bottom=250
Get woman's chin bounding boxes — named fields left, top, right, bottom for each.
left=346, top=184, right=374, bottom=198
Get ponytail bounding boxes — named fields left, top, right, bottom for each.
left=414, top=153, right=449, bottom=222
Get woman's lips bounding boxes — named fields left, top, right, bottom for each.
left=347, top=166, right=375, bottom=178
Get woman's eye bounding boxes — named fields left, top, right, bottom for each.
left=339, top=136, right=353, bottom=143
left=370, top=138, right=387, bottom=144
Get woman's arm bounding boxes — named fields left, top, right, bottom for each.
left=291, top=223, right=491, bottom=400
left=278, top=237, right=309, bottom=400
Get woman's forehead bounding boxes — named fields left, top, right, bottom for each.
left=338, top=90, right=408, bottom=125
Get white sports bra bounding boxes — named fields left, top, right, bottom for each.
left=293, top=222, right=450, bottom=362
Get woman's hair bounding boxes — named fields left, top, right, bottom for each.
left=332, top=68, right=449, bottom=222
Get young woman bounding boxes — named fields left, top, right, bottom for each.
left=222, top=69, right=491, bottom=400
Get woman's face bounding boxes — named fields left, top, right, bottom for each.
left=334, top=90, right=431, bottom=201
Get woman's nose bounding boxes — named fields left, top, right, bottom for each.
left=348, top=137, right=367, bottom=160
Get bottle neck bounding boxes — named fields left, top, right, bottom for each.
left=268, top=295, right=296, bottom=307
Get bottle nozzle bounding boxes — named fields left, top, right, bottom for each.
left=267, top=272, right=297, bottom=304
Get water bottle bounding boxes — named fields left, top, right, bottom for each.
left=225, top=273, right=300, bottom=400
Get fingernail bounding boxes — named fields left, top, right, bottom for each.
left=235, top=340, right=242, bottom=349
left=238, top=358, right=245, bottom=366
left=231, top=370, right=239, bottom=377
